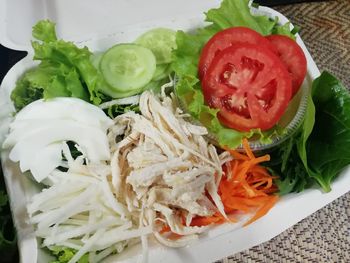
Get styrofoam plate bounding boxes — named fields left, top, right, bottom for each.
left=1, top=3, right=349, bottom=263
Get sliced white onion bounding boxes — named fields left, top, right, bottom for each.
left=3, top=98, right=113, bottom=182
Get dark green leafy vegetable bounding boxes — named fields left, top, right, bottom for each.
left=172, top=0, right=294, bottom=148
left=270, top=72, right=350, bottom=194
left=307, top=72, right=350, bottom=191
left=272, top=86, right=315, bottom=194
left=269, top=135, right=313, bottom=195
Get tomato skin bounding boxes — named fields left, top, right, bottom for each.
left=266, top=35, right=307, bottom=96
left=198, top=27, right=277, bottom=80
left=202, top=43, right=292, bottom=132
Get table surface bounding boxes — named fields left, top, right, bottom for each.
left=0, top=0, right=349, bottom=262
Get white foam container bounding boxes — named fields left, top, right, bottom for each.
left=1, top=0, right=350, bottom=262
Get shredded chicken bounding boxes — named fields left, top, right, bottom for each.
left=108, top=90, right=231, bottom=247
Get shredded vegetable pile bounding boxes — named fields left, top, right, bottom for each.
left=27, top=145, right=144, bottom=263
left=221, top=140, right=278, bottom=226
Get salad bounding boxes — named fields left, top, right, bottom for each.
left=2, top=0, right=350, bottom=262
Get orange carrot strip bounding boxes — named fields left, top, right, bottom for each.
left=235, top=160, right=252, bottom=181
left=263, top=178, right=273, bottom=189
left=243, top=195, right=279, bottom=226
left=247, top=175, right=271, bottom=182
left=232, top=160, right=239, bottom=174
left=228, top=160, right=239, bottom=181
left=249, top=165, right=270, bottom=175
left=190, top=212, right=227, bottom=226
left=252, top=181, right=269, bottom=189
left=196, top=137, right=278, bottom=230
left=224, top=200, right=251, bottom=213
left=224, top=196, right=267, bottom=207
left=251, top=154, right=270, bottom=165
left=240, top=180, right=258, bottom=197
left=225, top=161, right=233, bottom=181
left=225, top=149, right=250, bottom=161
left=242, top=138, right=255, bottom=160
left=238, top=196, right=271, bottom=206
left=219, top=179, right=235, bottom=196
left=264, top=186, right=278, bottom=194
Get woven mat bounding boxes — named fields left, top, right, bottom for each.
left=218, top=0, right=350, bottom=262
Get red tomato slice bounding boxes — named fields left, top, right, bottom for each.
left=202, top=43, right=292, bottom=132
left=198, top=27, right=277, bottom=80
left=266, top=35, right=307, bottom=96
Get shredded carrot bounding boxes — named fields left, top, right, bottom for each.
left=225, top=148, right=250, bottom=161
left=231, top=160, right=239, bottom=179
left=193, top=138, right=278, bottom=228
left=220, top=138, right=278, bottom=226
left=242, top=138, right=255, bottom=160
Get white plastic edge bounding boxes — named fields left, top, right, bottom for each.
left=1, top=4, right=345, bottom=263
left=0, top=1, right=26, bottom=51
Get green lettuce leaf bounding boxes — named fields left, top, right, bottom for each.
left=31, top=38, right=101, bottom=102
left=11, top=20, right=103, bottom=111
left=32, top=20, right=57, bottom=42
left=10, top=72, right=44, bottom=111
left=49, top=246, right=88, bottom=263
left=205, top=0, right=276, bottom=35
left=272, top=22, right=297, bottom=40
left=171, top=31, right=208, bottom=77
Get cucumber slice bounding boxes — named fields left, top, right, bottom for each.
left=135, top=28, right=177, bottom=64
left=90, top=52, right=103, bottom=69
left=98, top=80, right=144, bottom=99
left=152, top=64, right=172, bottom=81
left=100, top=44, right=156, bottom=93
left=101, top=68, right=171, bottom=99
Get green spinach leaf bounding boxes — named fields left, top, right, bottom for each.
left=269, top=71, right=350, bottom=194
left=307, top=72, right=350, bottom=191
